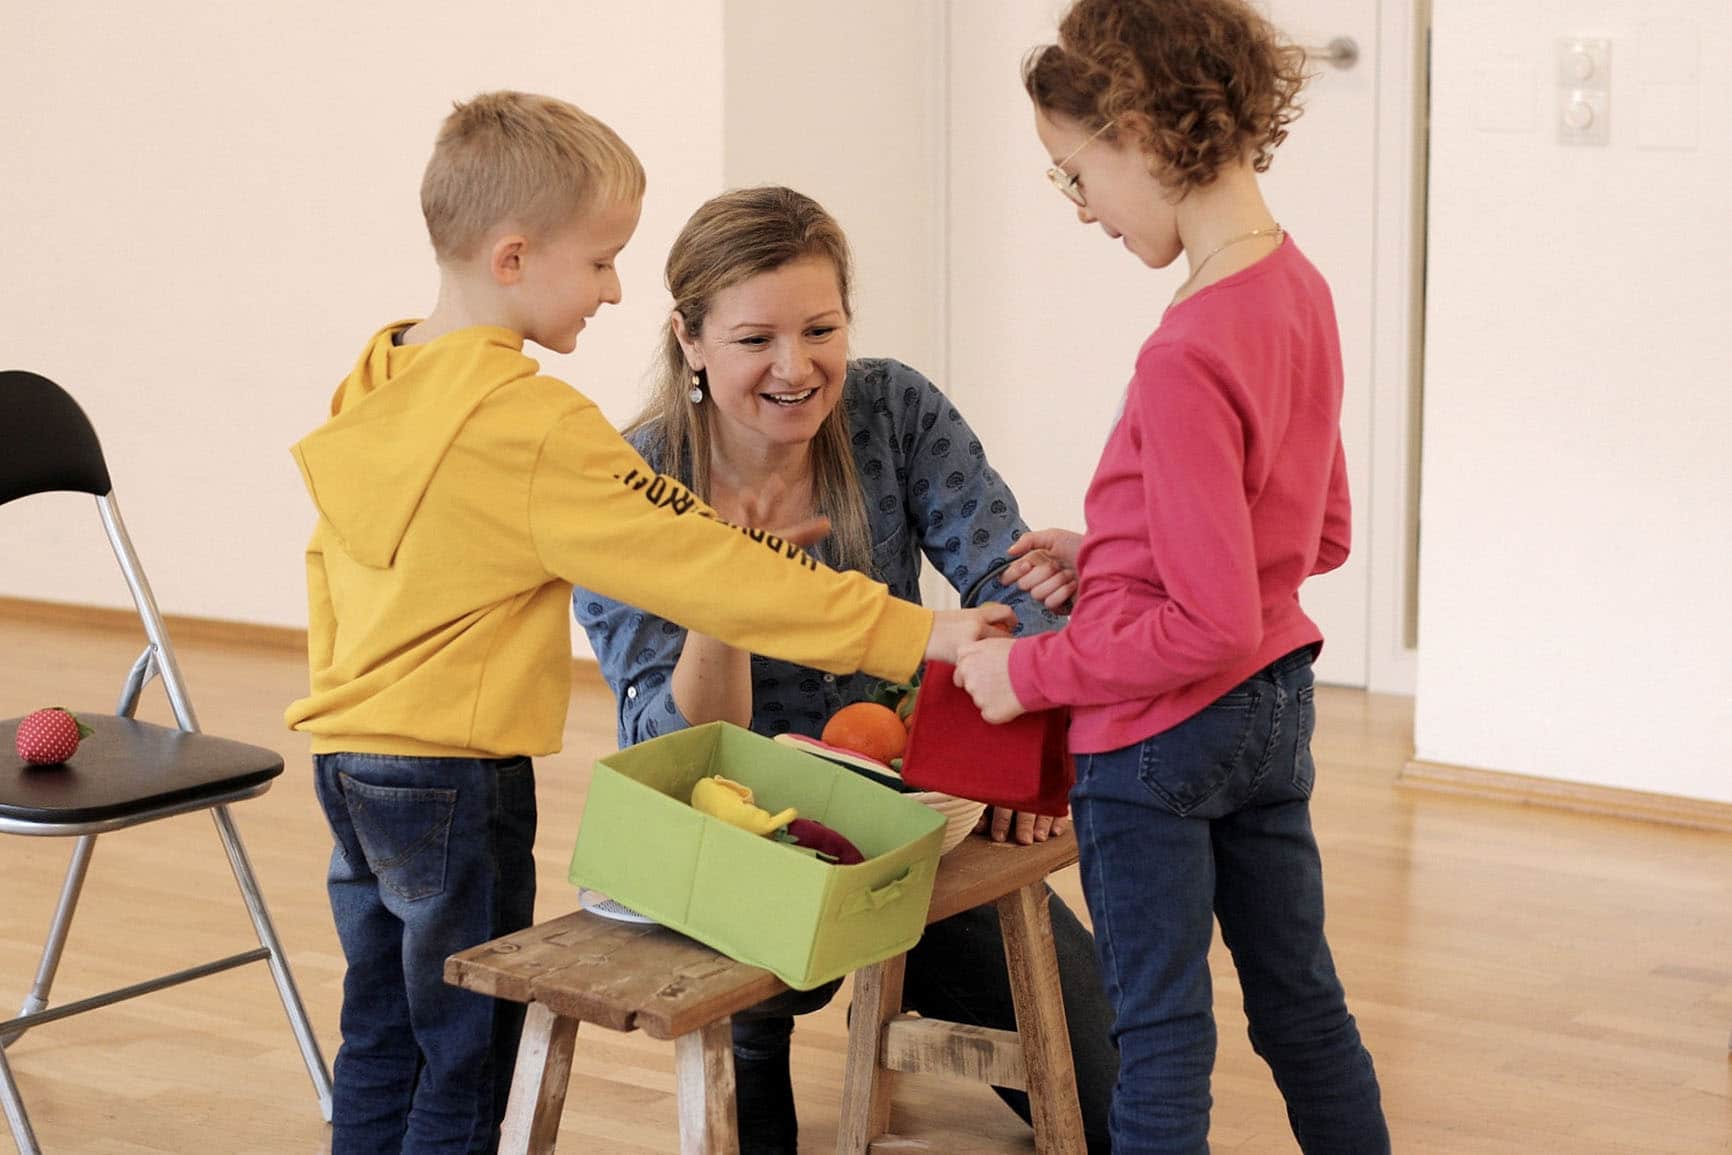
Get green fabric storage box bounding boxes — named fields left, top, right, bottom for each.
left=568, top=722, right=945, bottom=989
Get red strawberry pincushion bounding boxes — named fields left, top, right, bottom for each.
left=14, top=708, right=94, bottom=765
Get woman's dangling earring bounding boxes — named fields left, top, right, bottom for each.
left=688, top=370, right=704, bottom=405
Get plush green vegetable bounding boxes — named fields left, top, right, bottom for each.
left=870, top=670, right=922, bottom=725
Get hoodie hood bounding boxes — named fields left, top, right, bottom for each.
left=291, top=322, right=537, bottom=567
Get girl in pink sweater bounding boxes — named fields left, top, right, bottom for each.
left=957, top=2, right=1390, bottom=1150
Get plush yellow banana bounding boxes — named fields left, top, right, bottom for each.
left=690, top=775, right=798, bottom=836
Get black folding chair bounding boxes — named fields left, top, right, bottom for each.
left=0, top=370, right=332, bottom=1152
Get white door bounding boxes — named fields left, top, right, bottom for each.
left=945, top=0, right=1385, bottom=687
left=1256, top=0, right=1378, bottom=686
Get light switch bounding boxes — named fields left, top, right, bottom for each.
left=1557, top=38, right=1611, bottom=145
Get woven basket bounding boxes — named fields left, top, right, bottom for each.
left=905, top=790, right=987, bottom=854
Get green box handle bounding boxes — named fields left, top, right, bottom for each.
left=841, top=869, right=911, bottom=918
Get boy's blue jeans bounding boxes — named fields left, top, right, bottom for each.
left=1073, top=646, right=1389, bottom=1154
left=314, top=753, right=538, bottom=1155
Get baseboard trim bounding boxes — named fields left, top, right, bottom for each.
left=0, top=595, right=606, bottom=681
left=0, top=595, right=308, bottom=651
left=1399, top=759, right=1732, bottom=835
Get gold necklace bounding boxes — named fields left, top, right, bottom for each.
left=1172, top=223, right=1283, bottom=302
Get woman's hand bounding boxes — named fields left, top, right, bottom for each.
left=974, top=805, right=1071, bottom=845
left=925, top=605, right=1017, bottom=664
left=721, top=476, right=831, bottom=549
left=951, top=636, right=1025, bottom=723
left=766, top=515, right=831, bottom=549
left=1001, top=529, right=1084, bottom=612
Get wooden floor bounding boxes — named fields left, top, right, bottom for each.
left=1, top=613, right=1728, bottom=1154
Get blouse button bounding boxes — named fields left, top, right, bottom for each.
left=626, top=685, right=638, bottom=700
left=823, top=674, right=836, bottom=683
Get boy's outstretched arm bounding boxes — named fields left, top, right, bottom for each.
left=531, top=401, right=1008, bottom=683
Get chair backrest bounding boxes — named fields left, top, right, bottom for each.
left=1, top=370, right=113, bottom=506
left=1, top=370, right=200, bottom=730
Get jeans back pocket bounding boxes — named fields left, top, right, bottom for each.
left=338, top=772, right=457, bottom=902
left=1137, top=689, right=1263, bottom=818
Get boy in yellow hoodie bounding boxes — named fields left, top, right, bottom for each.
left=285, top=92, right=1010, bottom=1154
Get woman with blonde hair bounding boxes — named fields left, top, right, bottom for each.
left=575, top=185, right=1117, bottom=1153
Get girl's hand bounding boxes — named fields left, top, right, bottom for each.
left=925, top=605, right=1017, bottom=665
left=974, top=805, right=1071, bottom=845
left=951, top=636, right=1025, bottom=723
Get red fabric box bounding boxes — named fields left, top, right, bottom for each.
left=899, top=661, right=1075, bottom=816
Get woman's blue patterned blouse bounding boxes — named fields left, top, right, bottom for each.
left=573, top=358, right=1063, bottom=748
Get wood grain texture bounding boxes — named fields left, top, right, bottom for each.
left=446, top=832, right=1080, bottom=1044
left=880, top=1018, right=1025, bottom=1089
left=1400, top=758, right=1732, bottom=834
left=673, top=1019, right=737, bottom=1155
left=837, top=954, right=907, bottom=1153
left=997, top=883, right=1085, bottom=1153
left=2, top=608, right=1728, bottom=1152
left=499, top=1002, right=578, bottom=1155
left=446, top=914, right=784, bottom=1041
left=925, top=831, right=1078, bottom=925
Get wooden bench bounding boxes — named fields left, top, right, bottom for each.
left=446, top=828, right=1086, bottom=1154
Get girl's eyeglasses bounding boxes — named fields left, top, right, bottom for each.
left=1046, top=119, right=1115, bottom=207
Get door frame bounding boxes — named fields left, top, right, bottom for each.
left=920, top=0, right=1427, bottom=696
left=1366, top=0, right=1426, bottom=694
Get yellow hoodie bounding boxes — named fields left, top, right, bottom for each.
left=284, top=323, right=931, bottom=758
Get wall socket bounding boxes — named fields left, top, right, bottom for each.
left=1558, top=38, right=1611, bottom=145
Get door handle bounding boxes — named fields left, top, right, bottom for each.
left=1302, top=35, right=1359, bottom=70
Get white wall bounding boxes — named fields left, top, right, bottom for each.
left=944, top=0, right=1416, bottom=691
left=945, top=0, right=1157, bottom=544
left=720, top=0, right=952, bottom=607
left=1416, top=0, right=1732, bottom=802
left=722, top=0, right=945, bottom=380
left=14, top=4, right=1722, bottom=806
left=0, top=1, right=725, bottom=636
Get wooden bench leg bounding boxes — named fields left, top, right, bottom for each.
left=500, top=1001, right=579, bottom=1155
left=674, top=1017, right=739, bottom=1155
left=998, top=883, right=1086, bottom=1155
left=837, top=953, right=908, bottom=1153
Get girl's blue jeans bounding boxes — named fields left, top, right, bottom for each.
left=1073, top=645, right=1389, bottom=1154
left=314, top=753, right=538, bottom=1155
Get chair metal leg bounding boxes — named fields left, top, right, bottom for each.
left=0, top=1044, right=42, bottom=1155
left=210, top=805, right=335, bottom=1122
left=1, top=836, right=96, bottom=1049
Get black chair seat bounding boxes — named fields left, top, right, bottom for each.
left=0, top=714, right=283, bottom=825
left=0, top=371, right=331, bottom=1151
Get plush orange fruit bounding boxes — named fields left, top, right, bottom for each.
left=821, top=702, right=908, bottom=765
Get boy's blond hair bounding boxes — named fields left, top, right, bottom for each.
left=420, top=91, right=646, bottom=263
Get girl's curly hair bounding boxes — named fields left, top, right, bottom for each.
left=1023, top=0, right=1309, bottom=195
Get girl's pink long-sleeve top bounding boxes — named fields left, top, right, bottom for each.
left=1009, top=239, right=1351, bottom=754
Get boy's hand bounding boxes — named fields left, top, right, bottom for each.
left=952, top=636, right=1025, bottom=723
left=999, top=545, right=1077, bottom=612
left=925, top=605, right=1016, bottom=664
left=974, top=805, right=1071, bottom=845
